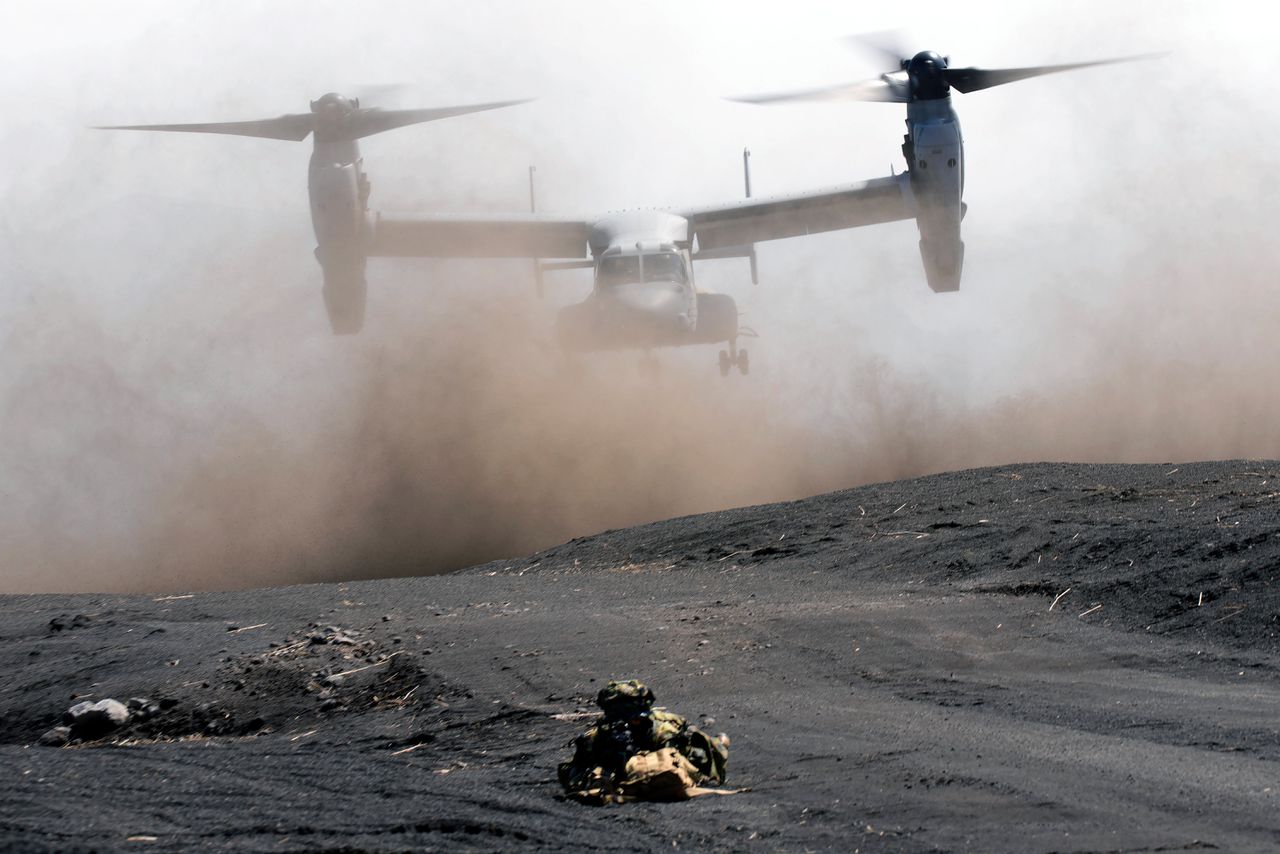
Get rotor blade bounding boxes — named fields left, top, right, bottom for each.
left=348, top=98, right=531, bottom=139
left=945, top=53, right=1163, bottom=94
left=842, top=29, right=912, bottom=70
left=97, top=113, right=315, bottom=141
left=729, top=75, right=909, bottom=105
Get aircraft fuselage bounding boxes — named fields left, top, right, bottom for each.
left=554, top=211, right=739, bottom=354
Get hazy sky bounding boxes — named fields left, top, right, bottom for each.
left=4, top=2, right=1279, bottom=592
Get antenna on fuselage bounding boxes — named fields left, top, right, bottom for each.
left=743, top=148, right=759, bottom=285
left=530, top=165, right=544, bottom=298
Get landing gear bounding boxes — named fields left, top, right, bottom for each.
left=719, top=340, right=749, bottom=377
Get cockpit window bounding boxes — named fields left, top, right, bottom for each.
left=597, top=252, right=687, bottom=288
left=643, top=252, right=686, bottom=284
left=597, top=255, right=641, bottom=289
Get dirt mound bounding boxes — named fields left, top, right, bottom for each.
left=123, top=624, right=457, bottom=743
left=501, top=461, right=1280, bottom=652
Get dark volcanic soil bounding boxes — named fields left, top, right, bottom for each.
left=3, top=461, right=1280, bottom=852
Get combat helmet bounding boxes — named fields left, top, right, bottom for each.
left=596, top=679, right=655, bottom=719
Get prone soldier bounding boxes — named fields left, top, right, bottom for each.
left=558, top=680, right=729, bottom=803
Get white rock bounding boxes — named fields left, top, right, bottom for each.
left=64, top=698, right=130, bottom=738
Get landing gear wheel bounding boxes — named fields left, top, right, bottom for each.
left=737, top=348, right=749, bottom=376
left=719, top=350, right=731, bottom=377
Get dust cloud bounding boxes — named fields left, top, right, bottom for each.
left=4, top=2, right=1280, bottom=593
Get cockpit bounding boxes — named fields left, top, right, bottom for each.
left=597, top=250, right=689, bottom=289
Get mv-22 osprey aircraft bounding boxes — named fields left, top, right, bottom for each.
left=106, top=92, right=914, bottom=376
left=104, top=44, right=1147, bottom=375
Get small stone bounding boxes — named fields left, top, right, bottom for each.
left=126, top=697, right=162, bottom=721
left=39, top=726, right=72, bottom=747
left=193, top=703, right=233, bottom=735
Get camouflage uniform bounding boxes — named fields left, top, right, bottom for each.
left=558, top=680, right=729, bottom=798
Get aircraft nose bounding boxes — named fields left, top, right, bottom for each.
left=605, top=284, right=692, bottom=334
left=612, top=283, right=682, bottom=314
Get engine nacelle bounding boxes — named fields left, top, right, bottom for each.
left=309, top=157, right=368, bottom=249
left=317, top=251, right=367, bottom=334
left=918, top=237, right=963, bottom=293
left=905, top=97, right=966, bottom=293
left=309, top=150, right=371, bottom=334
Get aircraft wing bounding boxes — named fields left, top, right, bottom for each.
left=368, top=213, right=591, bottom=259
left=682, top=174, right=913, bottom=252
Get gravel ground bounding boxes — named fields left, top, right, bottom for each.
left=3, top=460, right=1279, bottom=852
